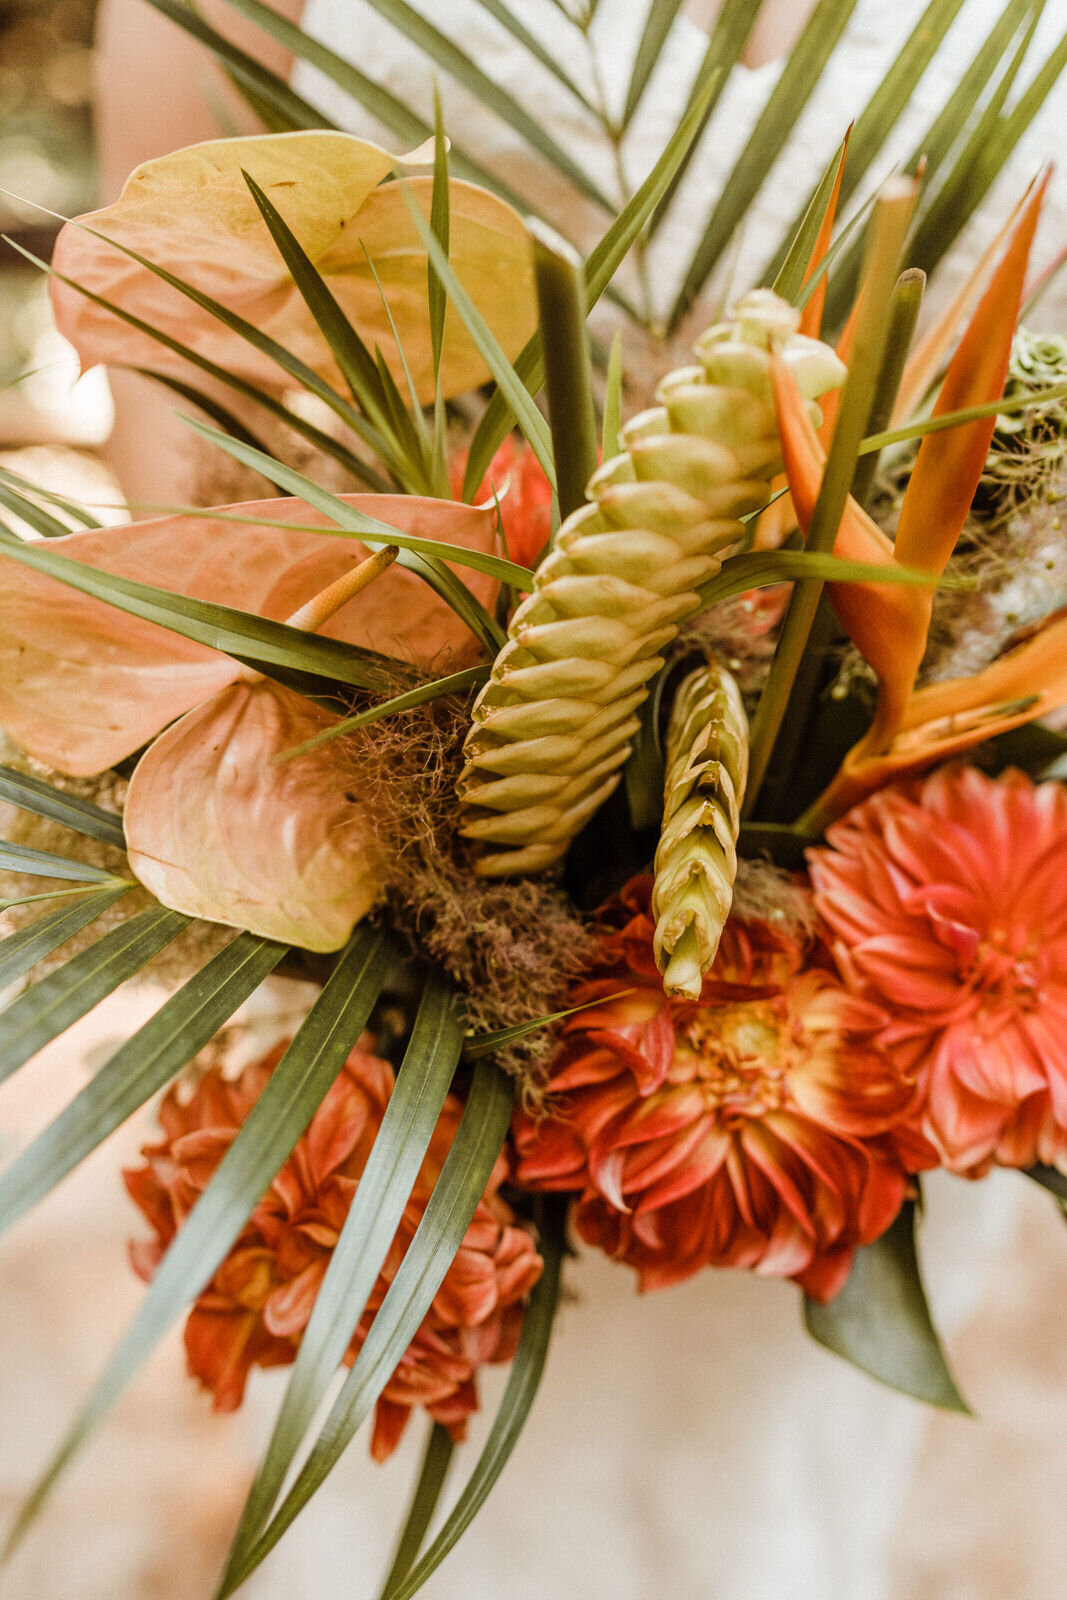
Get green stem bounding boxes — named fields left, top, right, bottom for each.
left=743, top=181, right=917, bottom=817
left=753, top=267, right=927, bottom=819
left=850, top=268, right=926, bottom=506
left=531, top=224, right=600, bottom=520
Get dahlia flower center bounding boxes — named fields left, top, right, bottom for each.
left=968, top=924, right=1043, bottom=1008
left=681, top=1001, right=789, bottom=1122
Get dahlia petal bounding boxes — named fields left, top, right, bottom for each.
left=795, top=1245, right=855, bottom=1303
left=740, top=1124, right=817, bottom=1241
left=850, top=935, right=961, bottom=1009
left=432, top=1247, right=500, bottom=1328
left=589, top=1147, right=631, bottom=1213
left=948, top=1017, right=1046, bottom=1105
left=632, top=1125, right=731, bottom=1212
left=370, top=1398, right=413, bottom=1463
left=264, top=1260, right=326, bottom=1338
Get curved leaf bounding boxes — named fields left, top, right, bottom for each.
left=219, top=1057, right=515, bottom=1595
left=0, top=931, right=286, bottom=1237
left=383, top=1197, right=566, bottom=1600
left=804, top=1201, right=970, bottom=1412
left=220, top=970, right=464, bottom=1578
left=0, top=907, right=189, bottom=1086
left=4, top=925, right=392, bottom=1560
left=378, top=1424, right=455, bottom=1599
left=0, top=841, right=121, bottom=884
left=0, top=884, right=132, bottom=991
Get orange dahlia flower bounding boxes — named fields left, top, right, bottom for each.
left=810, top=765, right=1067, bottom=1177
left=125, top=1042, right=542, bottom=1460
left=514, top=878, right=914, bottom=1301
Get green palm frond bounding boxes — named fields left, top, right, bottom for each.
left=4, top=926, right=393, bottom=1559
left=219, top=970, right=465, bottom=1584
left=380, top=1197, right=567, bottom=1600
left=216, top=1056, right=516, bottom=1596
left=0, top=932, right=286, bottom=1238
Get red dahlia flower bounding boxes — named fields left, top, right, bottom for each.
left=810, top=765, right=1067, bottom=1177
left=125, top=1042, right=542, bottom=1460
left=514, top=878, right=914, bottom=1301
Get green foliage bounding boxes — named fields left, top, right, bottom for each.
left=381, top=1197, right=567, bottom=1599
left=4, top=926, right=393, bottom=1560
left=0, top=907, right=189, bottom=1087
left=219, top=970, right=465, bottom=1581
left=805, top=1201, right=970, bottom=1411
left=0, top=933, right=286, bottom=1238
left=217, top=1057, right=516, bottom=1595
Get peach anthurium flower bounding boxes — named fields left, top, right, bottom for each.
left=51, top=131, right=538, bottom=404
left=810, top=766, right=1067, bottom=1177
left=772, top=178, right=1048, bottom=825
left=124, top=1040, right=543, bottom=1459
left=514, top=876, right=915, bottom=1302
left=0, top=492, right=498, bottom=948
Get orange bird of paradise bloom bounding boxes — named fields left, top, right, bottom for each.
left=770, top=175, right=1054, bottom=832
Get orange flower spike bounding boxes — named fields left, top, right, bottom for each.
left=894, top=173, right=1049, bottom=578
left=798, top=125, right=852, bottom=341
left=771, top=349, right=928, bottom=741
left=755, top=249, right=863, bottom=550
left=751, top=131, right=851, bottom=552
left=891, top=186, right=1031, bottom=425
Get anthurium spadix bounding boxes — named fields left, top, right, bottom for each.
left=50, top=131, right=537, bottom=404
left=0, top=494, right=498, bottom=948
left=771, top=177, right=1047, bottom=825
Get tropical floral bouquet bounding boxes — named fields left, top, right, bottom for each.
left=1, top=0, right=1066, bottom=1594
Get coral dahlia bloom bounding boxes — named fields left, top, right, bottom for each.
left=514, top=878, right=913, bottom=1302
left=810, top=765, right=1067, bottom=1176
left=125, top=1042, right=542, bottom=1460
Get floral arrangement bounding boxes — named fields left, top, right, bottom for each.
left=1, top=1, right=1066, bottom=1594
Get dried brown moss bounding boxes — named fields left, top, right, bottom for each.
left=340, top=691, right=596, bottom=1091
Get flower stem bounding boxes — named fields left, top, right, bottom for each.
left=531, top=223, right=599, bottom=519
left=743, top=180, right=918, bottom=818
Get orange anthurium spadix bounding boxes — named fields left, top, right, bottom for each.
left=774, top=173, right=1046, bottom=753
left=0, top=494, right=498, bottom=949
left=51, top=132, right=538, bottom=404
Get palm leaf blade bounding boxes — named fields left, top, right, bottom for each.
left=383, top=1197, right=566, bottom=1600
left=0, top=885, right=131, bottom=991
left=219, top=1057, right=515, bottom=1595
left=0, top=932, right=287, bottom=1236
left=0, top=907, right=189, bottom=1087
left=220, top=969, right=464, bottom=1577
left=3, top=925, right=393, bottom=1558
